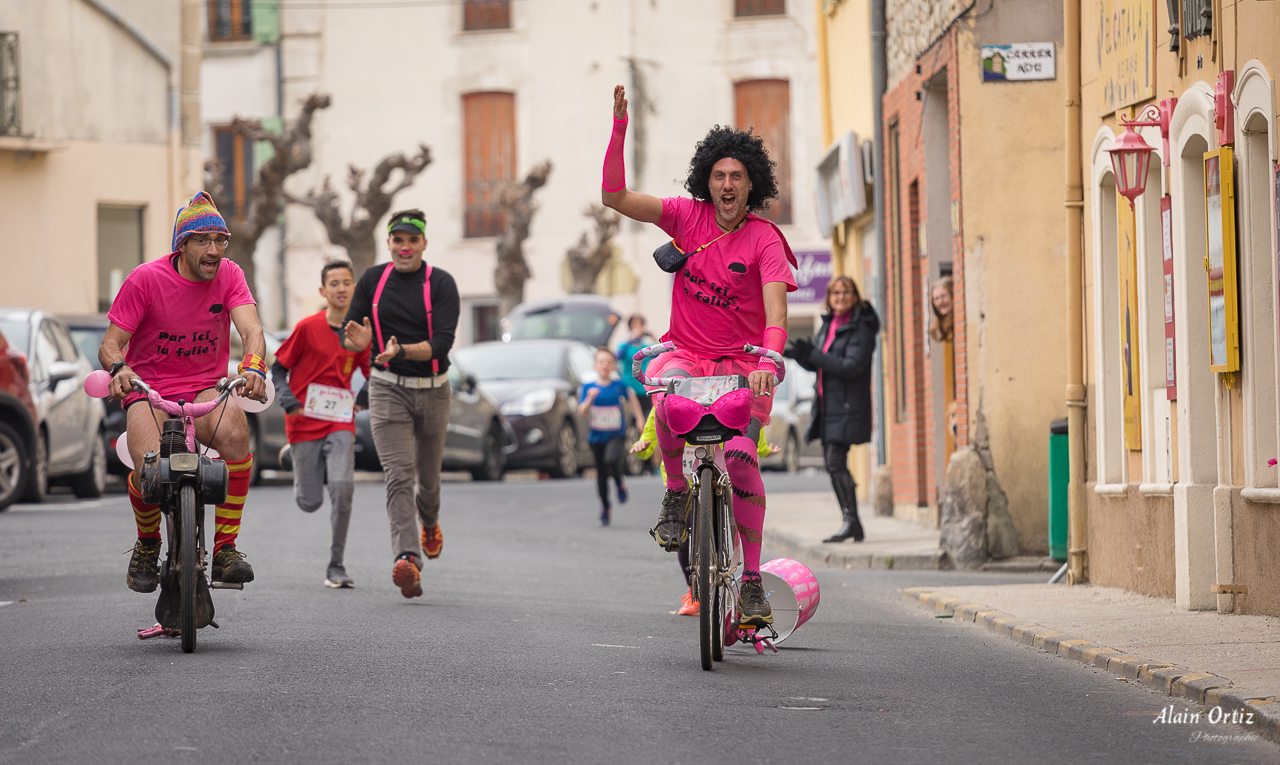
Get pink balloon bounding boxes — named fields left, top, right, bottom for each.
left=84, top=369, right=111, bottom=398
left=232, top=377, right=275, bottom=414
left=115, top=431, right=134, bottom=470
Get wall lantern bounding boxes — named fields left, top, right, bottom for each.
left=1106, top=101, right=1175, bottom=209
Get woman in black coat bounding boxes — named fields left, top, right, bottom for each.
left=785, top=275, right=879, bottom=542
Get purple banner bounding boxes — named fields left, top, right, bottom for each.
left=788, top=250, right=834, bottom=304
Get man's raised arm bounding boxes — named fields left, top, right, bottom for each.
left=600, top=85, right=663, bottom=224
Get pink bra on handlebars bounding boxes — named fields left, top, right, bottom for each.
left=662, top=387, right=754, bottom=436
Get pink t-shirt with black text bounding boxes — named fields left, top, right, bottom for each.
left=657, top=197, right=797, bottom=358
left=107, top=254, right=255, bottom=398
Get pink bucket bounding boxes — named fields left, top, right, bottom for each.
left=759, top=558, right=820, bottom=643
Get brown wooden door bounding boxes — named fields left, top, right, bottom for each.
left=463, top=92, right=516, bottom=238
left=734, top=79, right=792, bottom=225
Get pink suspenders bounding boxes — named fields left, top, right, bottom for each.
left=371, top=263, right=439, bottom=375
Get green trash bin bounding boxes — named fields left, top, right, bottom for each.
left=1048, top=418, right=1069, bottom=562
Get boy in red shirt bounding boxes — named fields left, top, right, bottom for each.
left=272, top=260, right=371, bottom=588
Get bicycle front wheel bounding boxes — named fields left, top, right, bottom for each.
left=179, top=483, right=198, bottom=654
left=697, top=466, right=715, bottom=671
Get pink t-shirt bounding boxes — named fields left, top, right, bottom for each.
left=108, top=253, right=255, bottom=397
left=657, top=198, right=797, bottom=358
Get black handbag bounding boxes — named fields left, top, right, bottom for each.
left=651, top=219, right=744, bottom=273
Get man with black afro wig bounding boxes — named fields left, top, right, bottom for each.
left=600, top=84, right=798, bottom=631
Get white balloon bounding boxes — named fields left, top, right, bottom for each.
left=116, top=431, right=134, bottom=470
left=233, top=378, right=275, bottom=414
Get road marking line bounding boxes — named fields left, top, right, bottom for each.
left=592, top=644, right=638, bottom=649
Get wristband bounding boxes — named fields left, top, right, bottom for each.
left=243, top=367, right=267, bottom=379
left=758, top=326, right=787, bottom=372
left=602, top=114, right=628, bottom=193
left=395, top=346, right=406, bottom=360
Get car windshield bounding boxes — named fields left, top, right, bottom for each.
left=509, top=306, right=616, bottom=346
left=0, top=319, right=29, bottom=352
left=68, top=327, right=106, bottom=369
left=454, top=344, right=564, bottom=381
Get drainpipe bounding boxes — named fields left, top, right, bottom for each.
left=1063, top=0, right=1088, bottom=584
left=872, top=0, right=888, bottom=466
left=276, top=30, right=287, bottom=327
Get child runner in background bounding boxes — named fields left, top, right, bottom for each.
left=272, top=259, right=371, bottom=588
left=579, top=348, right=644, bottom=526
left=630, top=407, right=779, bottom=615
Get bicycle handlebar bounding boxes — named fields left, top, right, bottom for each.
left=630, top=342, right=785, bottom=388
left=129, top=376, right=246, bottom=419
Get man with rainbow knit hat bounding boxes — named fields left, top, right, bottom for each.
left=98, top=191, right=269, bottom=592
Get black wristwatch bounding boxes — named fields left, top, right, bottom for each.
left=395, top=346, right=406, bottom=360
left=108, top=361, right=126, bottom=378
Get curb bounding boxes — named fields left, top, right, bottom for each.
left=766, top=529, right=945, bottom=571
left=902, top=587, right=1280, bottom=745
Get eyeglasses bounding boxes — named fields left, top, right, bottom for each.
left=189, top=236, right=231, bottom=249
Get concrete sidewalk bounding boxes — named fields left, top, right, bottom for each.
left=764, top=491, right=944, bottom=570
left=903, top=583, right=1280, bottom=743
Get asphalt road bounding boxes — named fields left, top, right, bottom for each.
left=0, top=475, right=1275, bottom=764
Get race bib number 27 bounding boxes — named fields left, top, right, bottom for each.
left=304, top=383, right=355, bottom=423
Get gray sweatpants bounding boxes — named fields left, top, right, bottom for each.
left=292, top=429, right=356, bottom=565
left=369, top=377, right=450, bottom=568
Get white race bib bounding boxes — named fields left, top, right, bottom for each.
left=682, top=445, right=698, bottom=479
left=588, top=405, right=623, bottom=432
left=304, top=383, right=355, bottom=423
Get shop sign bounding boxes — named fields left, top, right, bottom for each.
left=1204, top=148, right=1240, bottom=373
left=789, top=250, right=833, bottom=304
left=981, top=43, right=1056, bottom=82
left=1161, top=195, right=1177, bottom=400
left=1098, top=0, right=1155, bottom=115
left=1117, top=190, right=1142, bottom=450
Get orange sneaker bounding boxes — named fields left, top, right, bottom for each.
left=392, top=554, right=422, bottom=598
left=677, top=589, right=700, bottom=616
left=421, top=524, right=443, bottom=560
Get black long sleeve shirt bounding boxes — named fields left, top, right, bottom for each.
left=344, top=262, right=459, bottom=377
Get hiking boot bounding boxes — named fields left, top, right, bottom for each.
left=324, top=563, right=354, bottom=589
left=212, top=545, right=255, bottom=584
left=420, top=523, right=443, bottom=560
left=650, top=488, right=691, bottom=551
left=392, top=553, right=422, bottom=599
left=126, top=539, right=161, bottom=593
left=736, top=576, right=773, bottom=628
left=677, top=588, right=699, bottom=617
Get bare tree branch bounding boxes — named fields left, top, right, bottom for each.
left=204, top=93, right=331, bottom=294
left=494, top=160, right=553, bottom=316
left=290, top=144, right=433, bottom=274
left=565, top=204, right=621, bottom=294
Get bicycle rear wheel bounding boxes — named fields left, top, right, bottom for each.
left=697, top=466, right=715, bottom=671
left=179, top=483, right=198, bottom=654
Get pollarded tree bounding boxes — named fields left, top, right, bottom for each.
left=494, top=161, right=553, bottom=315
left=565, top=204, right=621, bottom=294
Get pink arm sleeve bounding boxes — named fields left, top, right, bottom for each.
left=602, top=115, right=628, bottom=193
left=759, top=326, right=787, bottom=372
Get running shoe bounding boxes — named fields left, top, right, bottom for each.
left=600, top=505, right=611, bottom=526
left=616, top=480, right=628, bottom=504
left=212, top=544, right=255, bottom=584
left=677, top=589, right=699, bottom=616
left=421, top=523, right=443, bottom=560
left=650, top=488, right=691, bottom=551
left=126, top=539, right=161, bottom=593
left=392, top=554, right=422, bottom=598
left=736, top=576, right=773, bottom=627
left=324, top=563, right=354, bottom=589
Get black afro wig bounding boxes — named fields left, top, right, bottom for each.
left=683, top=125, right=778, bottom=213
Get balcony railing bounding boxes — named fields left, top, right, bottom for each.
left=0, top=33, right=18, bottom=137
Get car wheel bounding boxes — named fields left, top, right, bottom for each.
left=548, top=421, right=578, bottom=478
left=247, top=417, right=262, bottom=486
left=20, top=429, right=47, bottom=503
left=0, top=422, right=28, bottom=511
left=70, top=431, right=108, bottom=498
left=470, top=421, right=506, bottom=482
left=784, top=431, right=800, bottom=474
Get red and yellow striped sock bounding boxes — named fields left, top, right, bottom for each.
left=128, top=472, right=161, bottom=541
left=214, top=454, right=252, bottom=552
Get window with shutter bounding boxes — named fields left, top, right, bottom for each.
left=734, top=80, right=792, bottom=225
left=209, top=0, right=253, bottom=42
left=464, top=0, right=512, bottom=31
left=214, top=126, right=254, bottom=220
left=463, top=92, right=516, bottom=238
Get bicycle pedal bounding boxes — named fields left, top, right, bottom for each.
left=210, top=581, right=243, bottom=590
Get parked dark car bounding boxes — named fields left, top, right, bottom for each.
left=453, top=339, right=601, bottom=477
left=499, top=295, right=623, bottom=347
left=350, top=353, right=515, bottom=480
left=0, top=309, right=107, bottom=501
left=760, top=359, right=824, bottom=472
left=0, top=328, right=39, bottom=510
left=63, top=315, right=129, bottom=476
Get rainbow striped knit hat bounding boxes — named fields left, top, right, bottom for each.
left=172, top=191, right=229, bottom=251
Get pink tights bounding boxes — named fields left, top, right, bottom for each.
left=654, top=404, right=766, bottom=575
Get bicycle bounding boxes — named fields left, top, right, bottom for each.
left=85, top=371, right=269, bottom=653
left=632, top=341, right=786, bottom=671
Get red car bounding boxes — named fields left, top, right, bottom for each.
left=0, top=327, right=39, bottom=510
